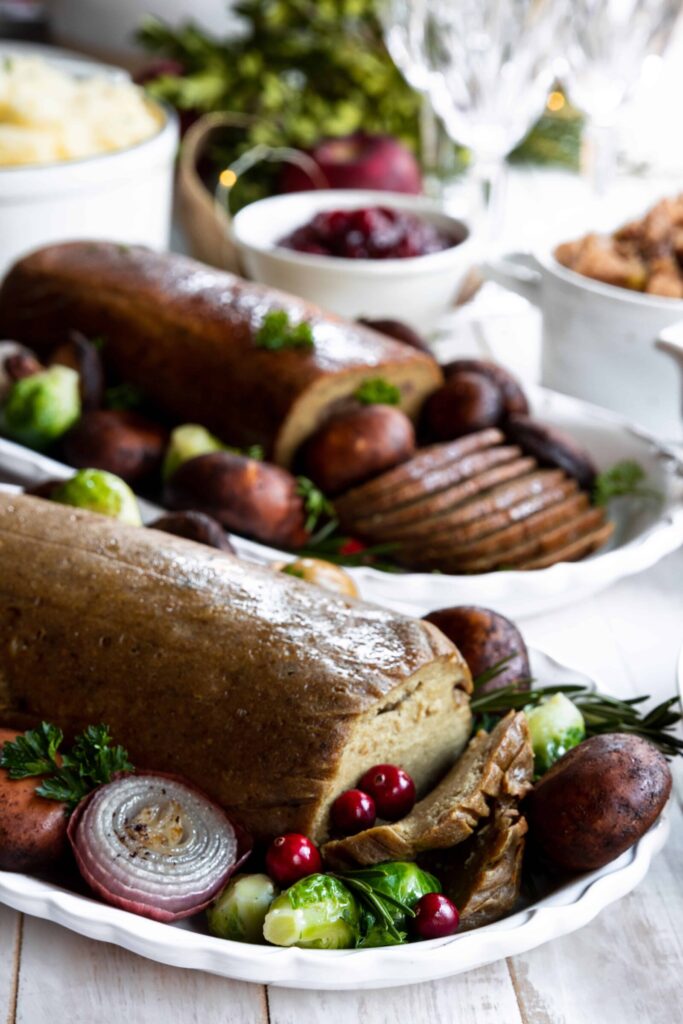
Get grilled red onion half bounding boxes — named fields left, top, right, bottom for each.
left=68, top=773, right=251, bottom=922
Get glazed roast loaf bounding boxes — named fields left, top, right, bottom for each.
left=0, top=242, right=442, bottom=466
left=0, top=494, right=472, bottom=842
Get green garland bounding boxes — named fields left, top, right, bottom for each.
left=139, top=0, right=582, bottom=198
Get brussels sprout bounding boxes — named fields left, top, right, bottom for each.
left=51, top=469, right=142, bottom=526
left=263, top=873, right=359, bottom=949
left=525, top=693, right=586, bottom=776
left=344, top=861, right=441, bottom=948
left=162, top=424, right=225, bottom=481
left=1, top=365, right=81, bottom=449
left=207, top=873, right=278, bottom=943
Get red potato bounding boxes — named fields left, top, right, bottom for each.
left=302, top=405, right=416, bottom=496
left=422, top=372, right=504, bottom=441
left=164, top=451, right=310, bottom=549
left=423, top=606, right=530, bottom=693
left=526, top=733, right=672, bottom=871
left=0, top=729, right=68, bottom=872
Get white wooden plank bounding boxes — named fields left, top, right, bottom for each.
left=506, top=549, right=683, bottom=1024
left=268, top=959, right=523, bottom=1024
left=15, top=916, right=267, bottom=1024
left=0, top=907, right=20, bottom=1024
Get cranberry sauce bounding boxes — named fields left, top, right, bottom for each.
left=279, top=206, right=461, bottom=260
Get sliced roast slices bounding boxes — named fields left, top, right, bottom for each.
left=335, top=428, right=613, bottom=574
left=322, top=711, right=533, bottom=870
left=423, top=800, right=528, bottom=931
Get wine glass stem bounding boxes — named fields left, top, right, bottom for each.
left=587, top=119, right=619, bottom=196
left=473, top=157, right=508, bottom=241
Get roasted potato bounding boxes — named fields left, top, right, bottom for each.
left=423, top=606, right=530, bottom=693
left=61, top=409, right=168, bottom=483
left=149, top=511, right=235, bottom=553
left=276, top=557, right=359, bottom=598
left=164, top=451, right=309, bottom=549
left=505, top=415, right=597, bottom=491
left=422, top=371, right=503, bottom=441
left=0, top=729, right=68, bottom=872
left=302, top=406, right=416, bottom=496
left=441, top=359, right=529, bottom=418
left=526, top=733, right=672, bottom=871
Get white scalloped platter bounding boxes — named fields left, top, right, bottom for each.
left=1, top=385, right=682, bottom=619
left=0, top=650, right=670, bottom=990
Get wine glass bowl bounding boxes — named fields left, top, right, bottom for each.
left=381, top=0, right=565, bottom=229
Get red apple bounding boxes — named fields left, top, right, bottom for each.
left=279, top=132, right=423, bottom=195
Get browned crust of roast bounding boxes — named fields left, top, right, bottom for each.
left=322, top=711, right=533, bottom=869
left=396, top=483, right=582, bottom=567
left=0, top=242, right=442, bottom=467
left=516, top=519, right=615, bottom=569
left=344, top=458, right=536, bottom=539
left=373, top=470, right=572, bottom=546
left=453, top=506, right=611, bottom=573
left=334, top=429, right=504, bottom=517
left=430, top=800, right=527, bottom=930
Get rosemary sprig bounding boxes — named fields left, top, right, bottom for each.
left=471, top=684, right=683, bottom=757
left=329, top=872, right=414, bottom=945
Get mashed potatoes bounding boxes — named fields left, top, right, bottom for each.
left=0, top=56, right=163, bottom=167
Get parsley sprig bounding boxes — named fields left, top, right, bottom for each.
left=255, top=310, right=314, bottom=351
left=593, top=460, right=661, bottom=507
left=0, top=723, right=133, bottom=810
left=354, top=377, right=401, bottom=406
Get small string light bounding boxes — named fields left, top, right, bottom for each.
left=546, top=90, right=566, bottom=113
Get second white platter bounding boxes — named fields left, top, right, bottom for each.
left=1, top=385, right=681, bottom=619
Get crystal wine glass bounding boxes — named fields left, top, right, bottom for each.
left=562, top=0, right=683, bottom=194
left=381, top=0, right=566, bottom=232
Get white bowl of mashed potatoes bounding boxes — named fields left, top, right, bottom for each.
left=0, top=52, right=178, bottom=277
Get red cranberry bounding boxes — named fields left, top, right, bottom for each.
left=413, top=893, right=460, bottom=940
left=265, top=833, right=322, bottom=888
left=358, top=764, right=416, bottom=821
left=331, top=789, right=376, bottom=835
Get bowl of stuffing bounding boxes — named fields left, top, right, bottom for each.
left=483, top=194, right=683, bottom=439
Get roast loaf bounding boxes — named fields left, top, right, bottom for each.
left=0, top=242, right=442, bottom=466
left=0, top=494, right=472, bottom=842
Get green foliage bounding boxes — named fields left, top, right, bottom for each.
left=254, top=310, right=314, bottom=350
left=295, top=476, right=336, bottom=533
left=593, top=460, right=661, bottom=507
left=354, top=377, right=401, bottom=406
left=139, top=0, right=422, bottom=158
left=339, top=861, right=440, bottom=946
left=0, top=723, right=133, bottom=810
left=0, top=723, right=63, bottom=779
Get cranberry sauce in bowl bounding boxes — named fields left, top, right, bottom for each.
left=279, top=206, right=463, bottom=260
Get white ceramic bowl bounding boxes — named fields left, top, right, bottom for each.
left=483, top=230, right=683, bottom=440
left=231, top=189, right=476, bottom=330
left=0, top=50, right=178, bottom=279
